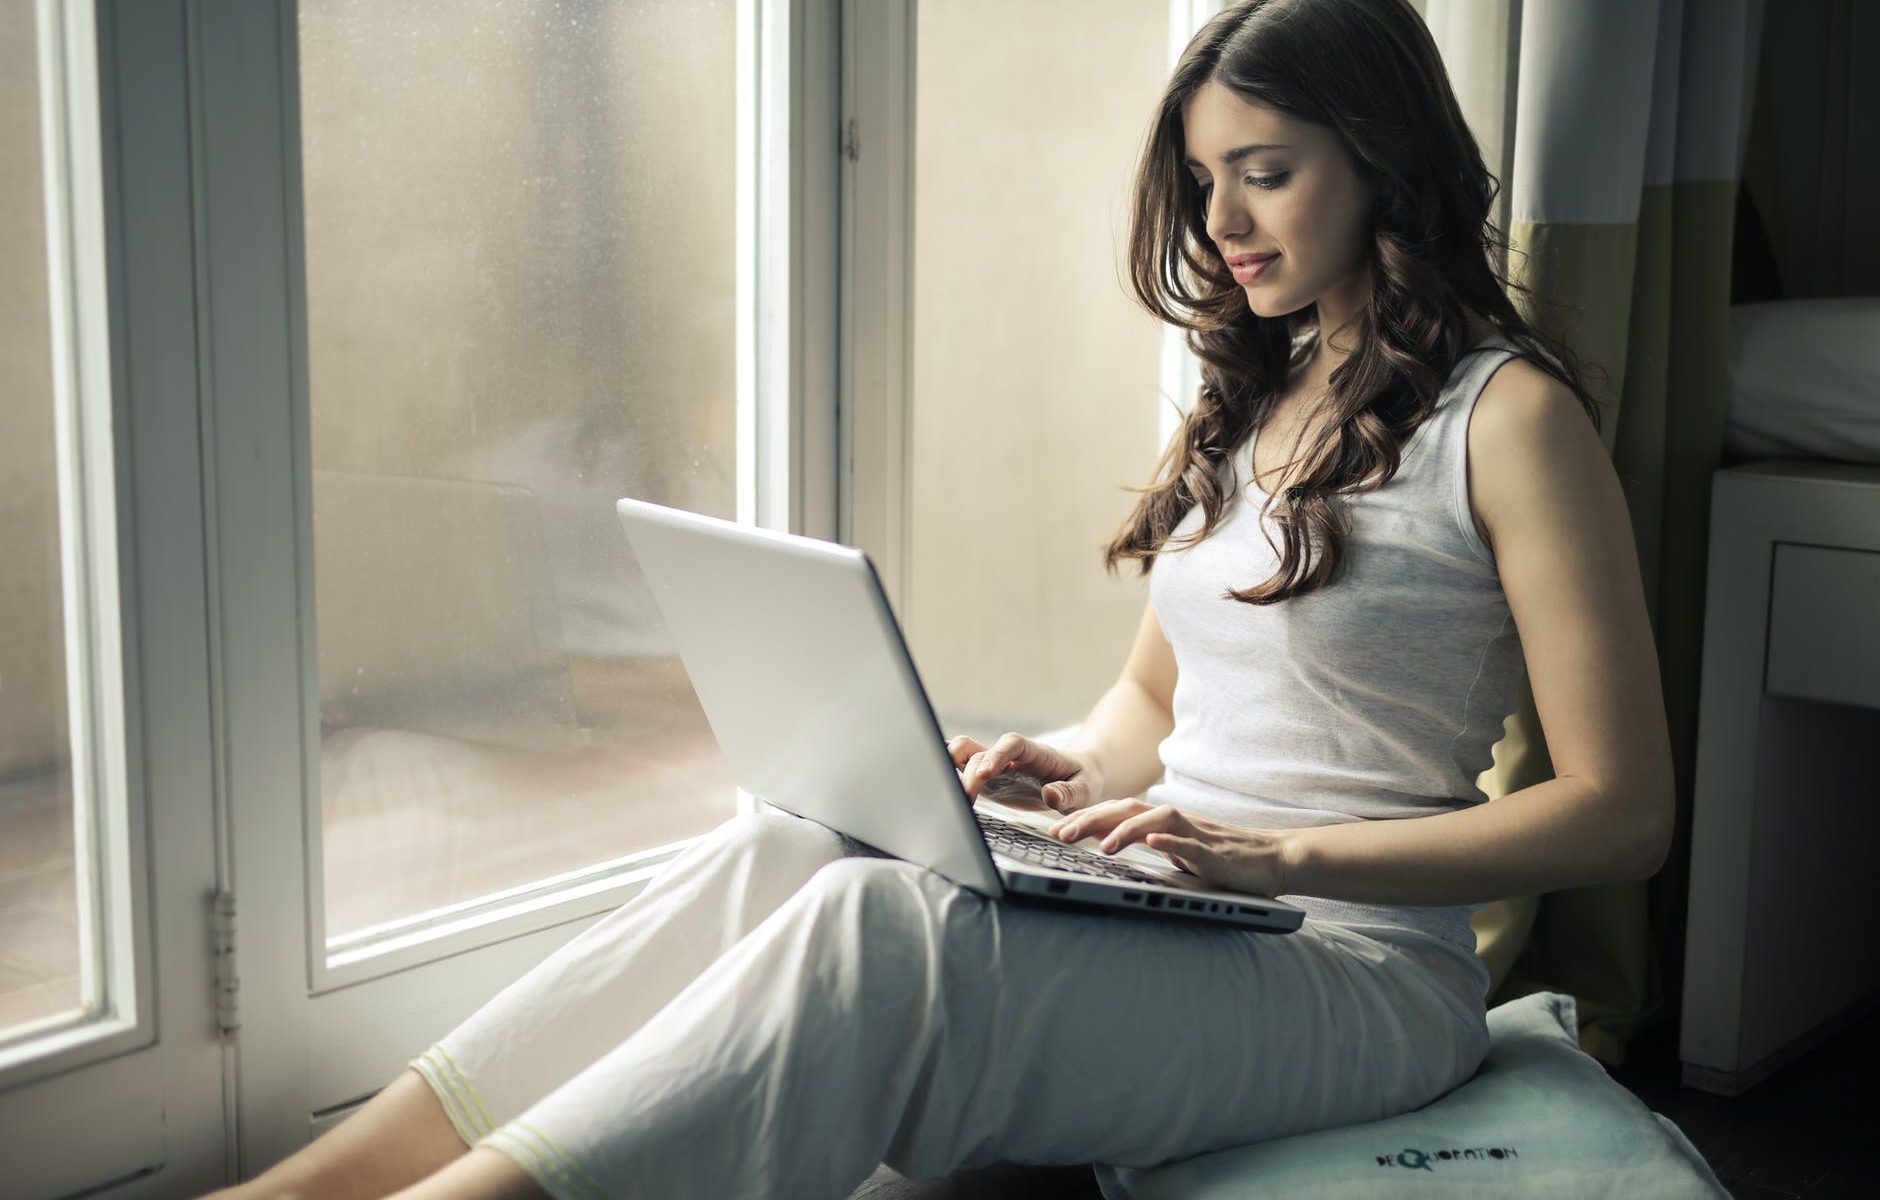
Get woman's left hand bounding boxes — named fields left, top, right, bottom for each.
left=1049, top=800, right=1296, bottom=898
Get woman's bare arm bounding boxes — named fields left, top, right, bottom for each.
left=1062, top=598, right=1178, bottom=803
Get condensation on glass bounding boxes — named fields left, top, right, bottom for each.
left=907, top=0, right=1168, bottom=739
left=298, top=1, right=739, bottom=942
left=0, top=0, right=85, bottom=1035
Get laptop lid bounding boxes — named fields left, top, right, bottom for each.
left=614, top=497, right=1005, bottom=895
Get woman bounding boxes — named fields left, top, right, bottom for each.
left=212, top=1, right=1673, bottom=1197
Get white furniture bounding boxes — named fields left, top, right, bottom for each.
left=1681, top=459, right=1880, bottom=1096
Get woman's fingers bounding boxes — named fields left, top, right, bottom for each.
left=983, top=732, right=1030, bottom=776
left=958, top=732, right=1038, bottom=797
left=1097, top=805, right=1192, bottom=853
left=1048, top=798, right=1152, bottom=843
left=1144, top=832, right=1211, bottom=867
left=1097, top=808, right=1188, bottom=857
left=1046, top=802, right=1188, bottom=853
left=1039, top=778, right=1088, bottom=813
left=960, top=748, right=1013, bottom=797
left=955, top=732, right=1103, bottom=806
left=949, top=736, right=1004, bottom=798
left=946, top=735, right=988, bottom=769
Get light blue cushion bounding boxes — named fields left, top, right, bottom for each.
left=1093, top=991, right=1727, bottom=1199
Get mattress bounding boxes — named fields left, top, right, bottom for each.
left=1724, top=297, right=1880, bottom=464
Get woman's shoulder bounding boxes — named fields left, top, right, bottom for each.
left=1474, top=350, right=1579, bottom=420
left=1466, top=351, right=1603, bottom=547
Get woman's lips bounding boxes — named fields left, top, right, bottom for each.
left=1230, top=254, right=1277, bottom=284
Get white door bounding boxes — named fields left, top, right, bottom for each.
left=182, top=0, right=839, bottom=1174
left=0, top=1, right=224, bottom=1196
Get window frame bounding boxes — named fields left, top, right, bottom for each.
left=837, top=0, right=914, bottom=613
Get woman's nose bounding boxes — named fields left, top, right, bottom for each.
left=1205, top=193, right=1247, bottom=246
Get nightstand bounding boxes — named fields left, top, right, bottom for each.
left=1681, top=460, right=1880, bottom=1096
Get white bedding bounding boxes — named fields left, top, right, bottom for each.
left=1724, top=297, right=1880, bottom=464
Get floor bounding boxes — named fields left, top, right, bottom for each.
left=1607, top=1002, right=1877, bottom=1199
left=848, top=999, right=1880, bottom=1200
left=0, top=772, right=81, bottom=1031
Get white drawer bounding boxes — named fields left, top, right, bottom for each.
left=1765, top=542, right=1880, bottom=711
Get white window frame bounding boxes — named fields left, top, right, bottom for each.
left=837, top=0, right=914, bottom=614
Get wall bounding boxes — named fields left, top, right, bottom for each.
left=907, top=0, right=1170, bottom=736
left=1738, top=0, right=1880, bottom=299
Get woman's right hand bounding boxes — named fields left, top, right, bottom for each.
left=947, top=732, right=1106, bottom=815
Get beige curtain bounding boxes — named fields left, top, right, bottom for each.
left=1425, top=0, right=1767, bottom=1066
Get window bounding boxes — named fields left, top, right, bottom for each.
left=0, top=0, right=84, bottom=1040
left=0, top=0, right=138, bottom=1086
left=297, top=0, right=743, bottom=944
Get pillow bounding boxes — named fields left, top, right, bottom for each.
left=1725, top=297, right=1880, bottom=463
left=1092, top=991, right=1728, bottom=1199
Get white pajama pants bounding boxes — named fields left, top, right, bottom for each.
left=409, top=808, right=1492, bottom=1200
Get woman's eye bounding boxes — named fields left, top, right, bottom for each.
left=1194, top=173, right=1288, bottom=209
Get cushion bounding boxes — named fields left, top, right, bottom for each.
left=1091, top=991, right=1727, bottom=1199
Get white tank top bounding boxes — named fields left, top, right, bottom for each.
left=1146, top=332, right=1527, bottom=960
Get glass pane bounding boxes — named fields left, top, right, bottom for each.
left=299, top=0, right=740, bottom=942
left=0, top=0, right=84, bottom=1034
left=909, top=0, right=1171, bottom=736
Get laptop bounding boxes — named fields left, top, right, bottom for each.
left=615, top=496, right=1306, bottom=934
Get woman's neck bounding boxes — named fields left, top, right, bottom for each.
left=1279, top=312, right=1497, bottom=411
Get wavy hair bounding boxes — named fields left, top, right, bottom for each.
left=1103, top=0, right=1602, bottom=603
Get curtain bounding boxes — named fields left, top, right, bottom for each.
left=1425, top=0, right=1768, bottom=1066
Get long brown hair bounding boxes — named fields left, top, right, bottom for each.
left=1104, top=0, right=1602, bottom=603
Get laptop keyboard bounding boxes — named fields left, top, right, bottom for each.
left=975, top=811, right=1174, bottom=885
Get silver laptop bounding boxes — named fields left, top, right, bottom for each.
left=615, top=496, right=1306, bottom=934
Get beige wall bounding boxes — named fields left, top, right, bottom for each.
left=0, top=0, right=69, bottom=782
left=907, top=0, right=1170, bottom=736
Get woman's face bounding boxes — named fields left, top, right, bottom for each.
left=1180, top=80, right=1376, bottom=328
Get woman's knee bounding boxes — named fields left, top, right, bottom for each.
left=724, top=804, right=822, bottom=837
left=801, top=854, right=925, bottom=899
left=797, top=856, right=992, bottom=954
left=715, top=805, right=848, bottom=861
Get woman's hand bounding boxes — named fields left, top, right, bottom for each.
left=948, top=732, right=1106, bottom=814
left=1049, top=800, right=1295, bottom=898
